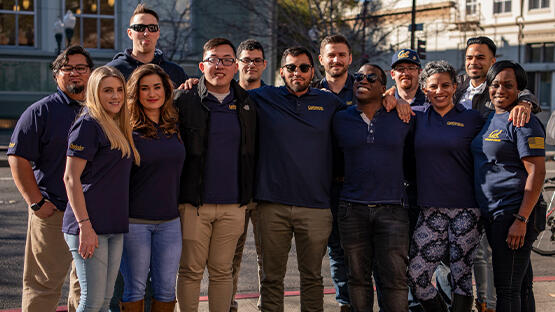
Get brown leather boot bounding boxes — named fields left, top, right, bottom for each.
left=485, top=309, right=496, bottom=312
left=119, top=299, right=144, bottom=312
left=151, top=298, right=176, bottom=312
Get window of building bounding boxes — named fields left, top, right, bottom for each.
left=493, top=0, right=512, bottom=13
left=466, top=0, right=478, bottom=15
left=527, top=71, right=552, bottom=110
left=64, top=0, right=116, bottom=49
left=529, top=0, right=549, bottom=10
left=0, top=0, right=35, bottom=47
left=526, top=42, right=555, bottom=63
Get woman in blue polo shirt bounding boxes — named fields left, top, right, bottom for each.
left=63, top=66, right=140, bottom=312
left=472, top=60, right=546, bottom=311
left=118, top=64, right=185, bottom=311
left=407, top=61, right=484, bottom=312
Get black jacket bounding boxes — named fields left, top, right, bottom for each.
left=173, top=76, right=257, bottom=207
left=454, top=73, right=540, bottom=120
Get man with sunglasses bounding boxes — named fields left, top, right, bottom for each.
left=248, top=46, right=343, bottom=312
left=173, top=37, right=257, bottom=312
left=333, top=63, right=413, bottom=312
left=8, top=45, right=92, bottom=312
left=106, top=4, right=187, bottom=85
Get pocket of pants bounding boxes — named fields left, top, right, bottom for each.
left=337, top=201, right=350, bottom=220
left=179, top=204, right=199, bottom=240
left=531, top=199, right=547, bottom=233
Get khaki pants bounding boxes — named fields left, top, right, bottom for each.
left=230, top=202, right=262, bottom=311
left=258, top=202, right=332, bottom=312
left=176, top=203, right=246, bottom=312
left=22, top=209, right=80, bottom=312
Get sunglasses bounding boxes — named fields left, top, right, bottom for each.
left=128, top=24, right=159, bottom=32
left=354, top=73, right=380, bottom=83
left=282, top=63, right=312, bottom=73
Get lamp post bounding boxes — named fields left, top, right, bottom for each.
left=54, top=19, right=63, bottom=54
left=63, top=10, right=76, bottom=47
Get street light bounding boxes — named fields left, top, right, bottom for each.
left=63, top=10, right=76, bottom=47
left=54, top=19, right=64, bottom=54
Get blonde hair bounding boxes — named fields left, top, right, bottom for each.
left=84, top=66, right=140, bottom=165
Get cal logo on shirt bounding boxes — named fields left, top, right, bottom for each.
left=69, top=143, right=85, bottom=151
left=485, top=129, right=503, bottom=142
left=308, top=105, right=324, bottom=111
left=228, top=104, right=237, bottom=110
left=8, top=142, right=15, bottom=148
left=528, top=137, right=545, bottom=149
left=446, top=121, right=464, bottom=127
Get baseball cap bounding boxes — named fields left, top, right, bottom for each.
left=391, top=49, right=421, bottom=68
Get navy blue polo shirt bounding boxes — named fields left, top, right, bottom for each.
left=249, top=86, right=343, bottom=209
left=471, top=112, right=545, bottom=216
left=395, top=87, right=426, bottom=106
left=7, top=89, right=82, bottom=210
left=63, top=113, right=133, bottom=235
left=203, top=89, right=241, bottom=204
left=320, top=74, right=355, bottom=105
left=333, top=105, right=413, bottom=204
left=130, top=127, right=185, bottom=220
left=414, top=104, right=483, bottom=208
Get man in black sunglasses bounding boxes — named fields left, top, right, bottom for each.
left=106, top=4, right=187, bottom=85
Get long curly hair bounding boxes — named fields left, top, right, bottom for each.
left=127, top=64, right=179, bottom=139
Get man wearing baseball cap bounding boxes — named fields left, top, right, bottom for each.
left=390, top=48, right=426, bottom=107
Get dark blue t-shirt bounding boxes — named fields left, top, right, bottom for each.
left=395, top=87, right=426, bottom=106
left=320, top=74, right=355, bottom=106
left=7, top=89, right=82, bottom=210
left=130, top=127, right=185, bottom=220
left=250, top=86, right=343, bottom=209
left=414, top=104, right=483, bottom=208
left=62, top=113, right=133, bottom=235
left=471, top=112, right=545, bottom=216
left=202, top=90, right=241, bottom=204
left=333, top=105, right=413, bottom=205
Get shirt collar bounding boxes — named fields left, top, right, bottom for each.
left=279, top=85, right=317, bottom=97
left=395, top=87, right=426, bottom=106
left=57, top=88, right=81, bottom=106
left=467, top=81, right=487, bottom=93
left=321, top=74, right=354, bottom=94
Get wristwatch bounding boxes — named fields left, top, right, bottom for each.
left=30, top=197, right=46, bottom=211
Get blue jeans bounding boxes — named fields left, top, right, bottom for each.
left=328, top=183, right=350, bottom=305
left=120, top=218, right=182, bottom=302
left=65, top=233, right=123, bottom=312
left=338, top=202, right=409, bottom=312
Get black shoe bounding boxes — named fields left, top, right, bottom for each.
left=340, top=304, right=351, bottom=312
left=451, top=294, right=473, bottom=312
left=420, top=294, right=448, bottom=312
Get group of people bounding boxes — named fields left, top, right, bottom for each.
left=7, top=3, right=547, bottom=312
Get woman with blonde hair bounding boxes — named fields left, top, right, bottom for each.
left=63, top=65, right=140, bottom=312
left=118, top=64, right=185, bottom=312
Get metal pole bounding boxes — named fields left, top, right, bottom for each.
left=411, top=0, right=416, bottom=49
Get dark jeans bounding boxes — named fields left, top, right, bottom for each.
left=486, top=208, right=543, bottom=312
left=328, top=183, right=350, bottom=306
left=338, top=201, right=409, bottom=312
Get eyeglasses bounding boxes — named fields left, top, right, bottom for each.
left=203, top=57, right=236, bottom=66
left=60, top=64, right=90, bottom=74
left=394, top=65, right=419, bottom=72
left=239, top=58, right=265, bottom=66
left=128, top=24, right=159, bottom=32
left=282, top=63, right=312, bottom=73
left=354, top=73, right=380, bottom=83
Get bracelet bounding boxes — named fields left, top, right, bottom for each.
left=513, top=213, right=528, bottom=224
left=78, top=218, right=90, bottom=224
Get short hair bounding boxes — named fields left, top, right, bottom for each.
left=203, top=38, right=236, bottom=58
left=419, top=60, right=457, bottom=89
left=51, top=45, right=93, bottom=78
left=281, top=46, right=314, bottom=67
left=130, top=3, right=159, bottom=23
left=466, top=36, right=496, bottom=56
left=486, top=60, right=527, bottom=91
left=359, top=63, right=387, bottom=86
left=320, top=34, right=351, bottom=54
left=127, top=64, right=178, bottom=139
left=237, top=39, right=265, bottom=59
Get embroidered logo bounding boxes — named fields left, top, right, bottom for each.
left=398, top=50, right=410, bottom=59
left=308, top=105, right=324, bottom=111
left=69, top=143, right=85, bottom=151
left=228, top=104, right=237, bottom=110
left=485, top=129, right=503, bottom=142
left=8, top=142, right=15, bottom=148
left=243, top=104, right=250, bottom=111
left=528, top=137, right=545, bottom=149
left=446, top=121, right=464, bottom=127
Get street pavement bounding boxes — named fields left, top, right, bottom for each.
left=0, top=156, right=554, bottom=311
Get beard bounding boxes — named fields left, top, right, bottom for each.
left=66, top=83, right=85, bottom=94
left=283, top=76, right=311, bottom=93
left=327, top=64, right=348, bottom=78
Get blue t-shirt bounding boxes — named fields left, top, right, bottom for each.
left=202, top=90, right=241, bottom=204
left=249, top=86, right=343, bottom=209
left=333, top=105, right=413, bottom=205
left=471, top=112, right=545, bottom=216
left=320, top=74, right=355, bottom=106
left=130, top=127, right=185, bottom=220
left=63, top=113, right=133, bottom=235
left=414, top=104, right=483, bottom=208
left=395, top=87, right=426, bottom=106
left=7, top=89, right=82, bottom=210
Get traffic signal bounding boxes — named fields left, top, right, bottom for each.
left=417, top=40, right=426, bottom=60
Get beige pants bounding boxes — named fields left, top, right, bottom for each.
left=176, top=203, right=246, bottom=312
left=22, top=209, right=80, bottom=312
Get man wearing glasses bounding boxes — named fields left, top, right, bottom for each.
left=333, top=63, right=413, bottom=312
left=249, top=47, right=343, bottom=312
left=173, top=38, right=257, bottom=312
left=106, top=4, right=187, bottom=85
left=7, top=45, right=92, bottom=312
